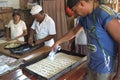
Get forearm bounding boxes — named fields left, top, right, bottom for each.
left=55, top=32, right=74, bottom=45
left=69, top=37, right=75, bottom=44
left=29, top=29, right=35, bottom=39
left=28, top=28, right=35, bottom=44
left=5, top=28, right=10, bottom=39
left=56, top=26, right=83, bottom=45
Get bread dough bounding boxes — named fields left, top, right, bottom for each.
left=26, top=52, right=81, bottom=79
left=0, top=40, right=6, bottom=44
left=5, top=43, right=21, bottom=48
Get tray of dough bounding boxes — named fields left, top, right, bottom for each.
left=21, top=50, right=87, bottom=80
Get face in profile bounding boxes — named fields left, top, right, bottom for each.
left=34, top=13, right=44, bottom=22
left=72, top=1, right=89, bottom=17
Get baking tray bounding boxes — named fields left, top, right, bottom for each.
left=20, top=50, right=86, bottom=80
left=4, top=42, right=22, bottom=49
left=5, top=43, right=44, bottom=55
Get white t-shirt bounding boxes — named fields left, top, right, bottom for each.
left=74, top=18, right=87, bottom=45
left=75, top=29, right=87, bottom=45
left=7, top=20, right=27, bottom=41
left=31, top=14, right=56, bottom=47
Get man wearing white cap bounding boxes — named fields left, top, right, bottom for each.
left=28, top=5, right=56, bottom=47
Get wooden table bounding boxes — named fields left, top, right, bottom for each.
left=0, top=41, right=88, bottom=80
left=0, top=61, right=87, bottom=80
left=0, top=43, right=51, bottom=62
left=0, top=43, right=51, bottom=77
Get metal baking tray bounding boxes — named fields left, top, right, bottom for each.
left=5, top=43, right=44, bottom=55
left=20, top=50, right=86, bottom=80
left=4, top=42, right=23, bottom=49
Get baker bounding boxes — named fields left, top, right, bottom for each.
left=28, top=5, right=56, bottom=47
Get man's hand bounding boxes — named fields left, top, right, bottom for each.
left=34, top=39, right=42, bottom=46
left=52, top=42, right=59, bottom=52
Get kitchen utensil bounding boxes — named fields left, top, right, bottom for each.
left=48, top=46, right=61, bottom=61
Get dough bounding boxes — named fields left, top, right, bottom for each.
left=26, top=52, right=81, bottom=79
left=5, top=43, right=21, bottom=48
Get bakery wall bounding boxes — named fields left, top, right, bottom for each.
left=0, top=0, right=20, bottom=9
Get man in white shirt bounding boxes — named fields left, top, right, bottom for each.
left=28, top=5, right=56, bottom=47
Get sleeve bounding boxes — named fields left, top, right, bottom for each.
left=21, top=20, right=27, bottom=30
left=31, top=20, right=37, bottom=30
left=79, top=17, right=85, bottom=27
left=100, top=6, right=118, bottom=30
left=47, top=19, right=56, bottom=35
left=6, top=20, right=12, bottom=28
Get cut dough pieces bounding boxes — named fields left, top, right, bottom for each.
left=26, top=52, right=81, bottom=79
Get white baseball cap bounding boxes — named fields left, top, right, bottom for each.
left=30, top=5, right=42, bottom=15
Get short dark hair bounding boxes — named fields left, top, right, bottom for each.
left=12, top=10, right=21, bottom=17
left=39, top=10, right=44, bottom=14
left=67, top=0, right=80, bottom=9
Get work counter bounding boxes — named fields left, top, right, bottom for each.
left=0, top=61, right=87, bottom=80
left=0, top=43, right=51, bottom=61
left=0, top=42, right=51, bottom=76
left=0, top=40, right=88, bottom=80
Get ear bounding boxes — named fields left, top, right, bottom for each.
left=80, top=1, right=86, bottom=7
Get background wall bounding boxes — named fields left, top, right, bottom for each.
left=0, top=0, right=20, bottom=9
